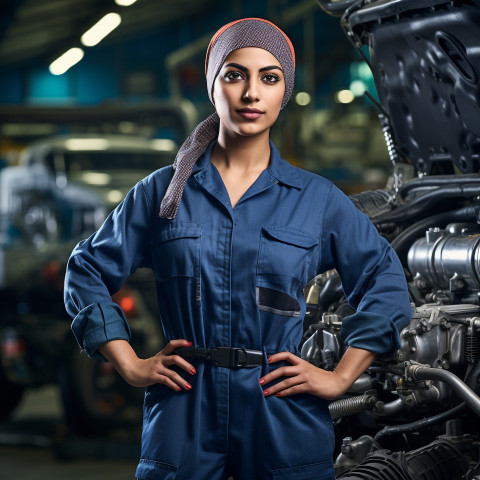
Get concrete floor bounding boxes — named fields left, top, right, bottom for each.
left=0, top=386, right=139, bottom=479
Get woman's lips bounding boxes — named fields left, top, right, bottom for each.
left=237, top=108, right=264, bottom=120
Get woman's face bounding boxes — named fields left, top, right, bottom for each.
left=212, top=47, right=285, bottom=138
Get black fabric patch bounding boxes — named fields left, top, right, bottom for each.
left=256, top=286, right=300, bottom=317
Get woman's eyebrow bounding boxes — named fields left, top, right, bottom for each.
left=259, top=65, right=283, bottom=73
left=224, top=62, right=283, bottom=73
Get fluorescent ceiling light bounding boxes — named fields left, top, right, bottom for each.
left=295, top=92, right=311, bottom=106
left=349, top=80, right=367, bottom=97
left=81, top=13, right=122, bottom=47
left=151, top=139, right=176, bottom=151
left=81, top=173, right=112, bottom=186
left=115, top=0, right=138, bottom=5
left=335, top=90, right=355, bottom=104
left=107, top=189, right=124, bottom=203
left=49, top=48, right=84, bottom=75
left=65, top=138, right=110, bottom=150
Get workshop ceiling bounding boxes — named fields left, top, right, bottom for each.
left=0, top=0, right=218, bottom=70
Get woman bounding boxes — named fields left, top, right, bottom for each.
left=64, top=18, right=411, bottom=480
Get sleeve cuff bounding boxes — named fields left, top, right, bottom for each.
left=71, top=302, right=131, bottom=359
left=340, top=311, right=402, bottom=355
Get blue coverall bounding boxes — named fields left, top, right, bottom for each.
left=64, top=140, right=412, bottom=480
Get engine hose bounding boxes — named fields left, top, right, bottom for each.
left=400, top=174, right=480, bottom=198
left=316, top=0, right=360, bottom=16
left=410, top=365, right=480, bottom=416
left=329, top=394, right=377, bottom=420
left=373, top=184, right=480, bottom=225
left=337, top=439, right=469, bottom=480
left=389, top=205, right=477, bottom=266
left=373, top=402, right=466, bottom=444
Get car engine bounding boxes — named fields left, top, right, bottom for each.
left=305, top=1, right=480, bottom=478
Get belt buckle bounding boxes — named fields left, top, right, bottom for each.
left=208, top=347, right=234, bottom=367
left=208, top=347, right=244, bottom=368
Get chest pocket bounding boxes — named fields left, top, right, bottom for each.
left=153, top=222, right=202, bottom=282
left=256, top=225, right=318, bottom=316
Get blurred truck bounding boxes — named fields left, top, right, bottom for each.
left=0, top=134, right=173, bottom=432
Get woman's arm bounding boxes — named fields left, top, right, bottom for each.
left=99, top=338, right=197, bottom=391
left=318, top=185, right=412, bottom=355
left=260, top=347, right=376, bottom=399
left=64, top=179, right=154, bottom=358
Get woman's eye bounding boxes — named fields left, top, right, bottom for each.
left=225, top=71, right=243, bottom=81
left=263, top=73, right=280, bottom=84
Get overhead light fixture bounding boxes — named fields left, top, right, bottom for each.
left=65, top=138, right=110, bottom=150
left=81, top=172, right=112, bottom=186
left=107, top=189, right=124, bottom=203
left=295, top=92, right=311, bottom=107
left=49, top=48, right=84, bottom=75
left=335, top=90, right=355, bottom=104
left=81, top=13, right=122, bottom=47
left=115, top=0, right=138, bottom=5
left=151, top=139, right=176, bottom=151
left=349, top=80, right=367, bottom=97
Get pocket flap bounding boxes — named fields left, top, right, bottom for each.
left=157, top=222, right=202, bottom=243
left=262, top=225, right=318, bottom=249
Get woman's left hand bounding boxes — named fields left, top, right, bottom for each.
left=259, top=352, right=349, bottom=400
left=260, top=347, right=377, bottom=400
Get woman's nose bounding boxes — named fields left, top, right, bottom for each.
left=242, top=79, right=260, bottom=102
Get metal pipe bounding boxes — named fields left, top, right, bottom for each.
left=400, top=174, right=480, bottom=198
left=374, top=184, right=480, bottom=225
left=389, top=205, right=477, bottom=266
left=374, top=398, right=404, bottom=416
left=409, top=365, right=480, bottom=417
left=373, top=403, right=466, bottom=444
left=347, top=373, right=373, bottom=394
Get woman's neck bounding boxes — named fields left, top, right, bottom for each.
left=211, top=125, right=271, bottom=174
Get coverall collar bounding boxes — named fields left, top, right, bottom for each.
left=191, top=139, right=302, bottom=190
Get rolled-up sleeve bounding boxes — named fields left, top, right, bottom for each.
left=319, top=185, right=412, bottom=355
left=64, top=179, right=153, bottom=358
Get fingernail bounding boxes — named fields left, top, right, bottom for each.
left=263, top=390, right=269, bottom=396
left=185, top=382, right=192, bottom=390
left=267, top=357, right=272, bottom=363
left=259, top=378, right=265, bottom=385
left=176, top=386, right=181, bottom=391
left=186, top=341, right=193, bottom=346
left=190, top=368, right=196, bottom=375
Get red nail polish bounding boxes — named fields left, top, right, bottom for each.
left=190, top=368, right=196, bottom=375
left=259, top=378, right=265, bottom=385
left=186, top=341, right=193, bottom=346
left=176, top=386, right=181, bottom=391
left=185, top=382, right=192, bottom=389
left=267, top=356, right=272, bottom=363
left=263, top=390, right=269, bottom=396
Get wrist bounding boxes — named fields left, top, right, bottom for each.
left=99, top=340, right=139, bottom=374
left=331, top=369, right=351, bottom=396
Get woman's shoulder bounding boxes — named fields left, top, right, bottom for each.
left=282, top=160, right=337, bottom=195
left=139, top=164, right=174, bottom=190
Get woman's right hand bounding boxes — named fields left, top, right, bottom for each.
left=98, top=338, right=196, bottom=391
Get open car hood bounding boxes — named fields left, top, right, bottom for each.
left=346, top=0, right=480, bottom=175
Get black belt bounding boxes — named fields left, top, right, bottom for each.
left=173, top=346, right=264, bottom=368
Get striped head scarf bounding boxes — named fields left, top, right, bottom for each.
left=159, top=18, right=296, bottom=219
